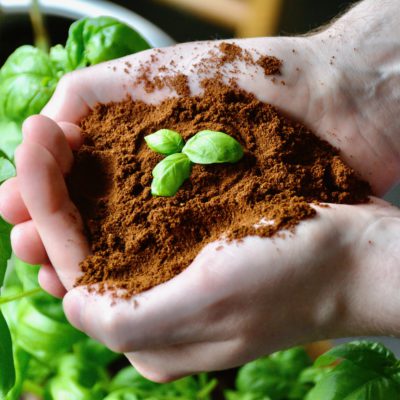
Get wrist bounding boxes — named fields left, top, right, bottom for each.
left=329, top=201, right=400, bottom=339
left=309, top=0, right=400, bottom=194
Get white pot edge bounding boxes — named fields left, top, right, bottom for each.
left=0, top=0, right=176, bottom=48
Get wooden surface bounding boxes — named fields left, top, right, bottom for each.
left=154, top=0, right=283, bottom=37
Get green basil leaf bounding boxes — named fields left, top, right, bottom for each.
left=145, top=129, right=185, bottom=155
left=225, top=391, right=272, bottom=400
left=0, top=310, right=15, bottom=398
left=16, top=296, right=84, bottom=362
left=299, top=365, right=334, bottom=385
left=182, top=130, right=243, bottom=164
left=44, top=377, right=105, bottom=400
left=315, top=341, right=397, bottom=373
left=66, top=17, right=150, bottom=69
left=14, top=257, right=40, bottom=291
left=236, top=357, right=291, bottom=398
left=151, top=153, right=191, bottom=196
left=103, top=389, right=141, bottom=400
left=270, top=347, right=312, bottom=380
left=0, top=119, right=22, bottom=161
left=74, top=337, right=119, bottom=368
left=25, top=356, right=52, bottom=387
left=49, top=44, right=71, bottom=75
left=4, top=346, right=30, bottom=400
left=235, top=347, right=311, bottom=399
left=0, top=217, right=12, bottom=287
left=0, top=46, right=58, bottom=123
left=55, top=354, right=108, bottom=389
left=110, top=366, right=159, bottom=393
left=306, top=360, right=400, bottom=400
left=0, top=157, right=15, bottom=182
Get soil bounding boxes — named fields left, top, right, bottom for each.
left=68, top=43, right=371, bottom=297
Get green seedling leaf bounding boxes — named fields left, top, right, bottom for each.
left=0, top=46, right=58, bottom=123
left=151, top=153, right=191, bottom=196
left=0, top=157, right=15, bottom=182
left=306, top=360, right=400, bottom=400
left=182, top=130, right=243, bottom=164
left=315, top=341, right=397, bottom=373
left=66, top=16, right=150, bottom=69
left=0, top=310, right=15, bottom=398
left=145, top=129, right=185, bottom=155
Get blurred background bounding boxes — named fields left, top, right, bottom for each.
left=0, top=0, right=399, bottom=352
left=1, top=0, right=362, bottom=63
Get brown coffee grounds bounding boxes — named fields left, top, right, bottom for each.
left=135, top=42, right=281, bottom=96
left=68, top=80, right=370, bottom=297
left=257, top=55, right=282, bottom=76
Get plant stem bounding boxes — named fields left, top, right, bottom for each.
left=29, top=0, right=50, bottom=53
left=0, top=288, right=41, bottom=305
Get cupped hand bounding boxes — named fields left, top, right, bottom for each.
left=1, top=32, right=400, bottom=380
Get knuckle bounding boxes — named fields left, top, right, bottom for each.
left=56, top=72, right=77, bottom=93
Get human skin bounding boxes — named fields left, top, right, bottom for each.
left=1, top=0, right=400, bottom=382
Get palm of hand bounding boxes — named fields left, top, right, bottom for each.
left=1, top=35, right=400, bottom=380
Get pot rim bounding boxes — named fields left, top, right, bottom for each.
left=0, top=0, right=175, bottom=48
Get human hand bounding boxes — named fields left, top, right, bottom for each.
left=2, top=0, right=400, bottom=380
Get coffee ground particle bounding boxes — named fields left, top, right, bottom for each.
left=68, top=79, right=371, bottom=297
left=257, top=55, right=282, bottom=76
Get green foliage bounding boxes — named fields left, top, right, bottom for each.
left=0, top=157, right=15, bottom=183
left=0, top=120, right=22, bottom=161
left=0, top=217, right=12, bottom=286
left=0, top=46, right=58, bottom=123
left=182, top=130, right=243, bottom=164
left=109, top=367, right=217, bottom=399
left=65, top=16, right=150, bottom=69
left=0, top=311, right=15, bottom=398
left=0, top=15, right=151, bottom=398
left=151, top=153, right=192, bottom=196
left=230, top=347, right=312, bottom=400
left=306, top=341, right=400, bottom=400
left=145, top=129, right=185, bottom=155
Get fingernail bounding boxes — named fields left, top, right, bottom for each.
left=63, top=290, right=84, bottom=331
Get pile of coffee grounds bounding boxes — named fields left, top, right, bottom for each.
left=68, top=78, right=371, bottom=296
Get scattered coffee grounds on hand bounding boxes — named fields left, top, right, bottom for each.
left=68, top=53, right=370, bottom=298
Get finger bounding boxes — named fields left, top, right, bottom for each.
left=41, top=73, right=91, bottom=123
left=58, top=122, right=83, bottom=151
left=38, top=264, right=67, bottom=298
left=23, top=115, right=74, bottom=175
left=11, top=221, right=49, bottom=265
left=126, top=339, right=246, bottom=383
left=0, top=177, right=30, bottom=224
left=16, top=141, right=90, bottom=289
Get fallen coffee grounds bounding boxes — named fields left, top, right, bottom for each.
left=68, top=55, right=371, bottom=297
